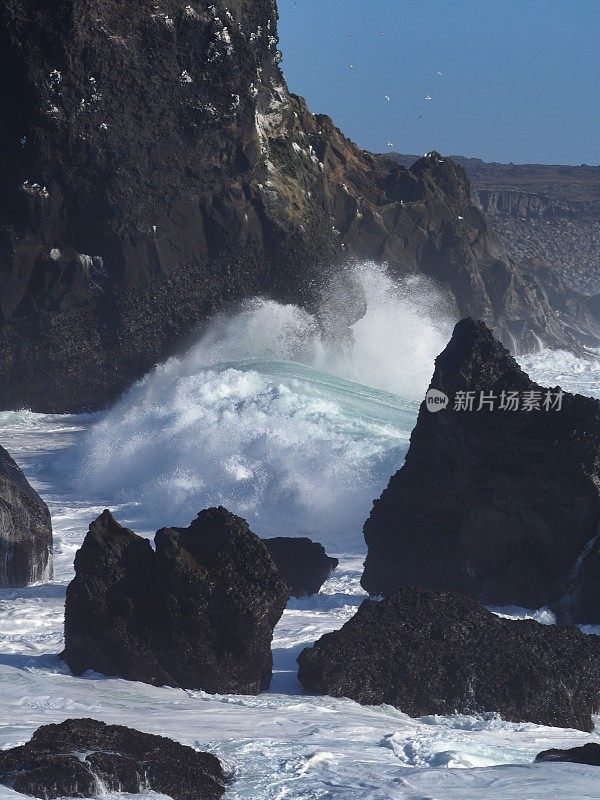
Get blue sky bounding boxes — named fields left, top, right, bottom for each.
left=278, top=0, right=600, bottom=165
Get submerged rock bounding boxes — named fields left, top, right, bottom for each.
left=0, top=718, right=226, bottom=800
left=297, top=588, right=600, bottom=731
left=536, top=743, right=600, bottom=766
left=263, top=537, right=338, bottom=597
left=0, top=444, right=52, bottom=587
left=62, top=507, right=289, bottom=693
left=361, top=318, right=600, bottom=622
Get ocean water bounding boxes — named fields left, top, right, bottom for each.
left=1, top=263, right=600, bottom=799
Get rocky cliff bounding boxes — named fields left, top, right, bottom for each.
left=361, top=318, right=600, bottom=622
left=1, top=0, right=595, bottom=412
left=476, top=189, right=600, bottom=298
left=393, top=154, right=600, bottom=297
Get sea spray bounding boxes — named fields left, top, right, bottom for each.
left=59, top=263, right=453, bottom=547
left=520, top=347, right=600, bottom=398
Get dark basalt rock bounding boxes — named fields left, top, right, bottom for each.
left=361, top=318, right=600, bottom=623
left=535, top=743, right=600, bottom=766
left=0, top=443, right=52, bottom=587
left=62, top=507, right=289, bottom=693
left=0, top=1, right=588, bottom=413
left=263, top=537, right=338, bottom=597
left=0, top=718, right=226, bottom=800
left=297, top=588, right=600, bottom=731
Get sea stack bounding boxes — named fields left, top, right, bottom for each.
left=62, top=507, right=289, bottom=693
left=0, top=444, right=52, bottom=587
left=361, top=318, right=600, bottom=622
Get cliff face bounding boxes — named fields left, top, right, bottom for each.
left=476, top=189, right=600, bottom=221
left=475, top=190, right=600, bottom=298
left=0, top=0, right=594, bottom=412
left=393, top=155, right=600, bottom=297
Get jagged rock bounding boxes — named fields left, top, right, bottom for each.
left=297, top=588, right=600, bottom=731
left=62, top=507, right=289, bottom=693
left=263, top=537, right=338, bottom=597
left=0, top=444, right=52, bottom=587
left=536, top=743, right=600, bottom=766
left=361, top=318, right=600, bottom=622
left=0, top=1, right=584, bottom=413
left=0, top=718, right=226, bottom=800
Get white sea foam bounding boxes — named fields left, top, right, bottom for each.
left=59, top=264, right=451, bottom=546
left=2, top=265, right=600, bottom=799
left=520, top=347, right=600, bottom=398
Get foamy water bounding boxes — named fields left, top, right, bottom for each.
left=1, top=263, right=600, bottom=799
left=57, top=264, right=447, bottom=546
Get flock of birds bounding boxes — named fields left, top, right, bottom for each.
left=349, top=57, right=443, bottom=149
left=349, top=53, right=444, bottom=147
left=290, top=3, right=444, bottom=151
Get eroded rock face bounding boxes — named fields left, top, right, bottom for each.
left=536, top=743, right=600, bottom=766
left=0, top=718, right=226, bottom=800
left=0, top=444, right=52, bottom=587
left=0, top=1, right=585, bottom=412
left=361, top=318, right=600, bottom=622
left=263, top=537, right=338, bottom=597
left=297, top=588, right=600, bottom=731
left=62, top=507, right=289, bottom=693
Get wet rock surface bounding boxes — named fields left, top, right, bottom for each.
left=361, top=318, right=600, bottom=622
left=0, top=443, right=52, bottom=587
left=297, top=588, right=600, bottom=731
left=0, top=718, right=226, bottom=800
left=263, top=536, right=338, bottom=597
left=62, top=507, right=289, bottom=693
left=536, top=743, right=600, bottom=766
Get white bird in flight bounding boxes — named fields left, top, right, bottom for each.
left=385, top=95, right=390, bottom=102
left=425, top=94, right=432, bottom=101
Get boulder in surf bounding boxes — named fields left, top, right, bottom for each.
left=0, top=718, right=226, bottom=800
left=297, top=587, right=600, bottom=731
left=263, top=537, right=339, bottom=597
left=62, top=507, right=289, bottom=694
